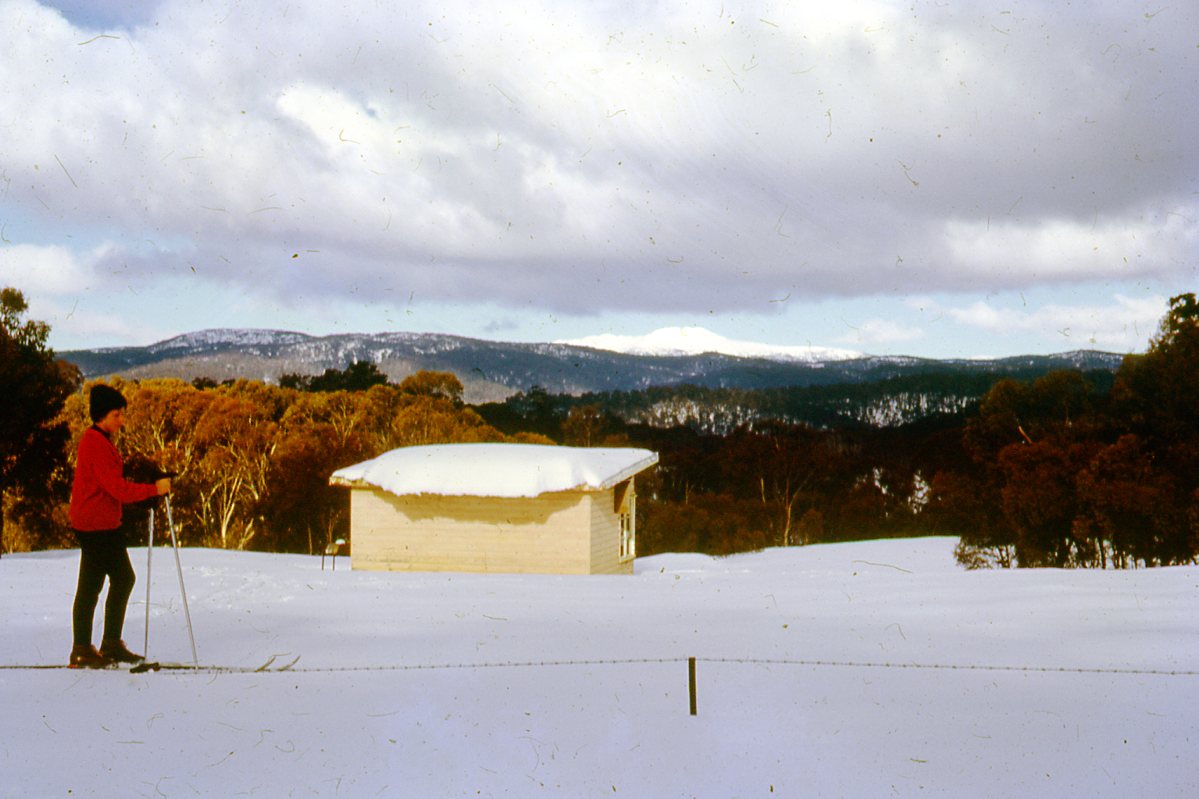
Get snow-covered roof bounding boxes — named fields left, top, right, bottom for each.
left=329, top=443, right=659, bottom=499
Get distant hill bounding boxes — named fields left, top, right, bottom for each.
left=60, top=328, right=1128, bottom=404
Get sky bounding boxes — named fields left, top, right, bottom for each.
left=0, top=0, right=1195, bottom=358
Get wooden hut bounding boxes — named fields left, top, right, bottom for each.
left=329, top=443, right=658, bottom=575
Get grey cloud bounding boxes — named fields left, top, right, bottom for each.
left=4, top=0, right=1195, bottom=321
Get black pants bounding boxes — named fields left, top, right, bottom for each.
left=72, top=529, right=136, bottom=647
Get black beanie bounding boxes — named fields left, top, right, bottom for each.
left=89, top=384, right=127, bottom=423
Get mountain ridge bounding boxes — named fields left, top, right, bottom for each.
left=61, top=327, right=1128, bottom=403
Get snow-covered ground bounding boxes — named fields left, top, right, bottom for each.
left=2, top=537, right=1196, bottom=798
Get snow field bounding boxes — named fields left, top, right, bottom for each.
left=2, top=537, right=1196, bottom=798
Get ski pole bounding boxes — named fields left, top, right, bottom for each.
left=164, top=496, right=199, bottom=666
left=143, top=507, right=154, bottom=659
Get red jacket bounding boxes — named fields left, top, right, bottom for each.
left=69, top=427, right=160, bottom=532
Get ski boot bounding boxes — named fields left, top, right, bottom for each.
left=99, top=639, right=143, bottom=665
left=69, top=644, right=108, bottom=669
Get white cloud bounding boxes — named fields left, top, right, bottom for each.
left=944, top=294, right=1167, bottom=352
left=0, top=244, right=96, bottom=294
left=941, top=211, right=1197, bottom=286
left=835, top=318, right=924, bottom=348
left=44, top=301, right=163, bottom=348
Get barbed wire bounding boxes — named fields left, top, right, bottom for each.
left=278, top=657, right=1199, bottom=678
left=4, top=656, right=1195, bottom=677
left=695, top=657, right=1199, bottom=677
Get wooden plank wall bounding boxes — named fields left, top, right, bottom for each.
left=587, top=491, right=634, bottom=575
left=349, top=488, right=604, bottom=574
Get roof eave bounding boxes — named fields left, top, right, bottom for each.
left=590, top=451, right=660, bottom=492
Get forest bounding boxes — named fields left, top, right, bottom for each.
left=2, top=286, right=1197, bottom=568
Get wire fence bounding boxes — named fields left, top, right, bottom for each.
left=7, top=653, right=1196, bottom=717
left=260, top=657, right=1199, bottom=678
left=5, top=655, right=1196, bottom=678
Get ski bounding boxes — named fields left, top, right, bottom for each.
left=2, top=655, right=300, bottom=673
left=129, top=654, right=302, bottom=673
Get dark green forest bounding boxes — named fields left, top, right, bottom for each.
left=3, top=285, right=1197, bottom=568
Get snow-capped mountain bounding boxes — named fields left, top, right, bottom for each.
left=146, top=328, right=312, bottom=352
left=559, top=327, right=862, bottom=362
left=61, top=327, right=1127, bottom=405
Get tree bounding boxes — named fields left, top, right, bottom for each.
left=110, top=379, right=279, bottom=550
left=1075, top=435, right=1181, bottom=567
left=387, top=394, right=503, bottom=448
left=949, top=298, right=1199, bottom=568
left=0, top=288, right=80, bottom=555
left=955, top=370, right=1112, bottom=567
left=929, top=471, right=1013, bottom=568
left=964, top=371, right=1103, bottom=461
left=562, top=404, right=606, bottom=447
left=499, top=385, right=564, bottom=439
left=188, top=389, right=279, bottom=549
left=1115, top=292, right=1199, bottom=448
left=269, top=388, right=392, bottom=551
left=722, top=421, right=834, bottom=547
left=997, top=440, right=1100, bottom=567
left=1105, top=292, right=1199, bottom=565
left=399, top=370, right=464, bottom=403
left=793, top=508, right=825, bottom=546
left=638, top=493, right=774, bottom=556
left=282, top=361, right=390, bottom=392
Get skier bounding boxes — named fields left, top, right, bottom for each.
left=68, top=384, right=172, bottom=669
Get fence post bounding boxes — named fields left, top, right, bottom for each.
left=688, top=657, right=697, bottom=716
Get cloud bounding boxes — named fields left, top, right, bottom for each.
left=941, top=212, right=1197, bottom=287
left=37, top=0, right=161, bottom=29
left=46, top=301, right=161, bottom=347
left=1, top=0, right=1195, bottom=330
left=943, top=294, right=1167, bottom=351
left=0, top=244, right=96, bottom=294
left=835, top=318, right=925, bottom=348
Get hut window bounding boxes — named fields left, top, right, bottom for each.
left=616, top=479, right=636, bottom=561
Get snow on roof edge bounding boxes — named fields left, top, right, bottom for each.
left=329, top=443, right=659, bottom=499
